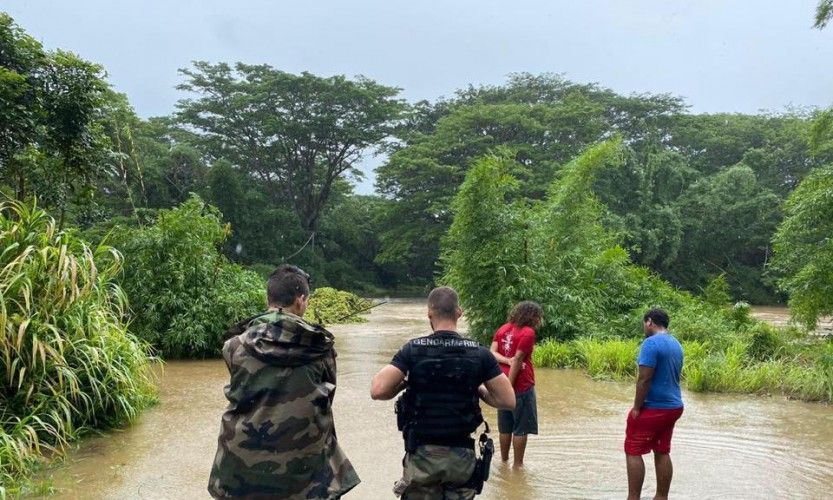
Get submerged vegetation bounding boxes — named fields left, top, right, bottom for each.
left=304, top=287, right=373, bottom=326
left=0, top=201, right=157, bottom=496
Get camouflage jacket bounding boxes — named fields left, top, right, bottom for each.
left=208, top=310, right=360, bottom=499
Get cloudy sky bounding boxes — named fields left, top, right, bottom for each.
left=5, top=0, right=832, bottom=192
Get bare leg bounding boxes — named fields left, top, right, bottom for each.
left=499, top=433, right=511, bottom=462
left=653, top=452, right=673, bottom=500
left=512, top=434, right=528, bottom=469
left=626, top=454, right=645, bottom=500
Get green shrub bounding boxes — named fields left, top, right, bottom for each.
left=110, top=195, right=264, bottom=358
left=303, top=287, right=372, bottom=325
left=744, top=323, right=784, bottom=362
left=729, top=301, right=753, bottom=329
left=532, top=340, right=574, bottom=368
left=0, top=200, right=157, bottom=493
left=701, top=274, right=732, bottom=307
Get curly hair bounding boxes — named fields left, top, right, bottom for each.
left=507, top=301, right=543, bottom=328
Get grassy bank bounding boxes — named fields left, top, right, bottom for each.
left=533, top=322, right=833, bottom=403
left=0, top=202, right=158, bottom=497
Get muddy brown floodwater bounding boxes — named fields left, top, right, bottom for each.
left=751, top=306, right=833, bottom=334
left=37, top=300, right=833, bottom=499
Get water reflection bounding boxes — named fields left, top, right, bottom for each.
left=38, top=300, right=833, bottom=499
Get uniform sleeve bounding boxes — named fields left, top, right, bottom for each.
left=637, top=339, right=658, bottom=368
left=390, top=343, right=411, bottom=374
left=481, top=347, right=503, bottom=382
left=516, top=327, right=536, bottom=355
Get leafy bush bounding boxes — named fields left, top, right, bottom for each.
left=744, top=323, right=784, bottom=362
left=701, top=274, right=732, bottom=306
left=0, top=200, right=157, bottom=494
left=110, top=195, right=264, bottom=358
left=303, top=287, right=372, bottom=325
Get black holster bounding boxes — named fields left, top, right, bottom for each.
left=395, top=395, right=407, bottom=432
left=464, top=423, right=494, bottom=495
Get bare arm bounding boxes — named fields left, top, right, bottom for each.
left=371, top=364, right=407, bottom=400
left=631, top=365, right=655, bottom=418
left=490, top=341, right=512, bottom=365
left=478, top=373, right=515, bottom=410
left=507, top=349, right=527, bottom=387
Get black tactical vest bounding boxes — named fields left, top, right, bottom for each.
left=397, top=332, right=484, bottom=448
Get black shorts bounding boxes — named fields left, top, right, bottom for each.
left=497, top=387, right=538, bottom=436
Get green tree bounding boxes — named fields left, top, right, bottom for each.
left=0, top=14, right=112, bottom=226
left=772, top=115, right=833, bottom=328
left=816, top=0, right=833, bottom=28
left=111, top=195, right=264, bottom=358
left=377, top=74, right=684, bottom=284
left=175, top=62, right=406, bottom=233
left=672, top=164, right=781, bottom=302
left=0, top=13, right=46, bottom=200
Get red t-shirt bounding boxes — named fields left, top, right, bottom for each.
left=492, top=322, right=536, bottom=393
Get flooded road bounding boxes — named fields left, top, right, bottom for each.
left=41, top=300, right=833, bottom=499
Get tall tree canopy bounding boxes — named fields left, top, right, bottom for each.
left=375, top=73, right=683, bottom=283
left=376, top=74, right=816, bottom=300
left=175, top=62, right=407, bottom=232
left=0, top=14, right=112, bottom=225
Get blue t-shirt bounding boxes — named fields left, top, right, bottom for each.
left=637, top=332, right=684, bottom=409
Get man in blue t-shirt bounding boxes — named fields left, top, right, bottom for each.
left=625, top=308, right=684, bottom=500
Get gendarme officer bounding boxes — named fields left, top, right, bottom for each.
left=371, top=286, right=515, bottom=499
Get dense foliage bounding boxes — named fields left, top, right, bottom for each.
left=772, top=164, right=833, bottom=328
left=444, top=140, right=715, bottom=342
left=817, top=0, right=833, bottom=28
left=376, top=74, right=821, bottom=302
left=0, top=201, right=157, bottom=495
left=109, top=195, right=265, bottom=358
left=3, top=13, right=832, bottom=308
left=444, top=142, right=833, bottom=402
left=0, top=13, right=112, bottom=227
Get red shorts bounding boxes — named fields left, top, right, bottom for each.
left=624, top=407, right=683, bottom=455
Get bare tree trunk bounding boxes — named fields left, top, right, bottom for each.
left=16, top=170, right=26, bottom=201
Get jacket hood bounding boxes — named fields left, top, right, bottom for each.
left=236, top=310, right=335, bottom=367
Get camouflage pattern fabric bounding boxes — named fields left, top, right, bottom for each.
left=208, top=310, right=360, bottom=499
left=398, top=445, right=476, bottom=500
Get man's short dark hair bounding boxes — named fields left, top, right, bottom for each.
left=267, top=264, right=310, bottom=307
left=427, top=286, right=459, bottom=320
left=644, top=308, right=670, bottom=329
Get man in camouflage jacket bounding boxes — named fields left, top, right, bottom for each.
left=208, top=265, right=360, bottom=499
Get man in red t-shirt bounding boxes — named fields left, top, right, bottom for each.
left=490, top=301, right=542, bottom=469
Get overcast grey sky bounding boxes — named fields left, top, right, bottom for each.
left=5, top=0, right=833, bottom=192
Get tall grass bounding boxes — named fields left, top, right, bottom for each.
left=534, top=329, right=833, bottom=403
left=0, top=201, right=157, bottom=495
